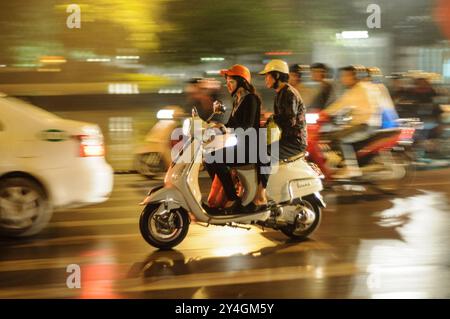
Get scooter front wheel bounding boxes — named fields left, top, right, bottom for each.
left=139, top=204, right=190, bottom=250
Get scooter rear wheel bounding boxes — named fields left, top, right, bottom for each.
left=139, top=204, right=190, bottom=250
left=280, top=196, right=322, bottom=241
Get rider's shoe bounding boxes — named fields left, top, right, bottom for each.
left=224, top=198, right=244, bottom=214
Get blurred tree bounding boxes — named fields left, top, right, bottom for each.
left=152, top=0, right=356, bottom=64
left=0, top=0, right=164, bottom=64
left=0, top=0, right=443, bottom=68
left=0, top=1, right=61, bottom=64
left=55, top=0, right=165, bottom=56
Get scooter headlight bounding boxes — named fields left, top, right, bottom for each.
left=182, top=118, right=191, bottom=136
left=224, top=134, right=238, bottom=147
left=202, top=127, right=217, bottom=144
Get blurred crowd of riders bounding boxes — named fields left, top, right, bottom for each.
left=184, top=63, right=449, bottom=165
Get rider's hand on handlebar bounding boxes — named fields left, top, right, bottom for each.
left=211, top=122, right=227, bottom=134
left=213, top=100, right=226, bottom=114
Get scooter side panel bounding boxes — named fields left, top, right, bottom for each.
left=236, top=168, right=258, bottom=206
left=266, top=159, right=323, bottom=202
left=208, top=211, right=271, bottom=225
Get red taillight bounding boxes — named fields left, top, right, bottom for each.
left=399, top=127, right=416, bottom=141
left=76, top=135, right=105, bottom=157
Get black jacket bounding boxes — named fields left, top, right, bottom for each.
left=310, top=81, right=334, bottom=110
left=273, top=84, right=307, bottom=149
left=225, top=92, right=261, bottom=164
left=226, top=92, right=260, bottom=131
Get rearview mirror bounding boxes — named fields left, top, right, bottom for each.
left=192, top=107, right=199, bottom=117
left=213, top=100, right=226, bottom=114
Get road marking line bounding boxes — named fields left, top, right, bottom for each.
left=3, top=233, right=141, bottom=248
left=47, top=217, right=138, bottom=228
left=408, top=181, right=450, bottom=187
left=0, top=262, right=359, bottom=298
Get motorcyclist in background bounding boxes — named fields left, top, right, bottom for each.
left=389, top=73, right=408, bottom=105
left=309, top=63, right=335, bottom=110
left=184, top=78, right=224, bottom=123
left=288, top=64, right=315, bottom=108
left=409, top=76, right=444, bottom=148
left=320, top=65, right=382, bottom=179
left=365, top=67, right=399, bottom=129
left=410, top=77, right=438, bottom=104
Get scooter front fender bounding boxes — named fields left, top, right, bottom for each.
left=306, top=192, right=326, bottom=208
left=145, top=186, right=189, bottom=212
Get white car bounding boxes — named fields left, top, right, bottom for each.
left=0, top=94, right=114, bottom=237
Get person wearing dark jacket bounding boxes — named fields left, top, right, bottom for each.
left=310, top=62, right=335, bottom=110
left=256, top=59, right=307, bottom=206
left=204, top=64, right=261, bottom=213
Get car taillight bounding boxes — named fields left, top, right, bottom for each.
left=76, top=135, right=105, bottom=157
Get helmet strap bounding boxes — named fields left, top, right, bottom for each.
left=231, top=76, right=245, bottom=96
left=271, top=72, right=281, bottom=90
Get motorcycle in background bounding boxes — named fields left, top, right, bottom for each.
left=306, top=111, right=418, bottom=193
left=133, top=106, right=189, bottom=178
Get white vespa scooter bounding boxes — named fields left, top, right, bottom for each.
left=139, top=108, right=326, bottom=249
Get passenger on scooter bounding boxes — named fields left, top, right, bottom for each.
left=257, top=59, right=307, bottom=206
left=204, top=64, right=261, bottom=213
left=320, top=65, right=382, bottom=179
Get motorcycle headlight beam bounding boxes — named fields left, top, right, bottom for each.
left=306, top=113, right=320, bottom=124
left=157, top=109, right=175, bottom=120
left=182, top=118, right=192, bottom=136
left=224, top=134, right=238, bottom=148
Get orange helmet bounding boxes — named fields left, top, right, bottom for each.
left=220, top=64, right=251, bottom=83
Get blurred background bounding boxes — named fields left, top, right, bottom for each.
left=0, top=0, right=449, bottom=171
left=1, top=0, right=450, bottom=299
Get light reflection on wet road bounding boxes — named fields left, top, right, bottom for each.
left=0, top=169, right=449, bottom=299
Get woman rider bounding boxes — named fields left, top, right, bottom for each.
left=204, top=64, right=261, bottom=213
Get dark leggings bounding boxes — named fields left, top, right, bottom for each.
left=204, top=162, right=239, bottom=201
left=204, top=145, right=254, bottom=201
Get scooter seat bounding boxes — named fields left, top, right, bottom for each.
left=231, top=164, right=256, bottom=170
left=281, top=152, right=307, bottom=164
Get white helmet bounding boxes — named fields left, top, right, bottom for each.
left=259, top=59, right=289, bottom=75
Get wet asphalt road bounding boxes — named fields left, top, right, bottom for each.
left=0, top=169, right=449, bottom=299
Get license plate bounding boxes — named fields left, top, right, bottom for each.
left=308, top=162, right=324, bottom=177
